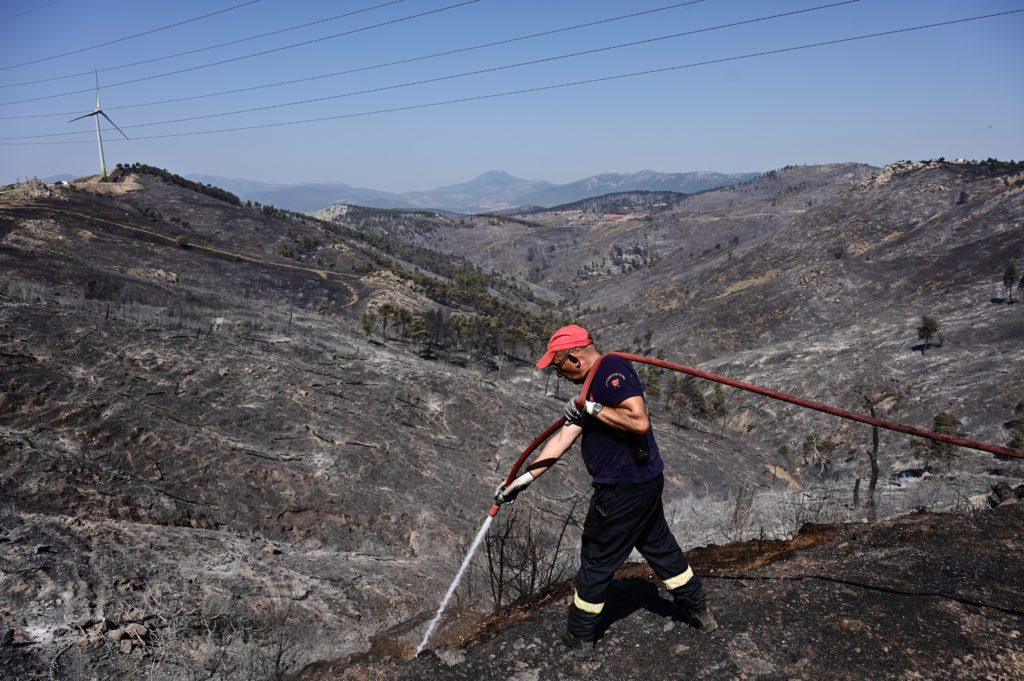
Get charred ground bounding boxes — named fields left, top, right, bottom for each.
left=323, top=500, right=1024, bottom=681
left=319, top=159, right=1024, bottom=484
left=2, top=159, right=1023, bottom=679
left=1, top=171, right=785, bottom=679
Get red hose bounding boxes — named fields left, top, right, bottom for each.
left=598, top=352, right=1021, bottom=458
left=490, top=352, right=1022, bottom=517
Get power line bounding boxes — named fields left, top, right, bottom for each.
left=0, top=0, right=712, bottom=120
left=0, top=0, right=411, bottom=89
left=4, top=9, right=1019, bottom=147
left=0, top=0, right=264, bottom=72
left=0, top=0, right=65, bottom=24
left=3, top=1, right=861, bottom=141
left=0, top=0, right=482, bottom=107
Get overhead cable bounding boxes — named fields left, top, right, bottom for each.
left=0, top=0, right=65, bottom=24
left=2, top=1, right=861, bottom=140
left=0, top=0, right=411, bottom=89
left=0, top=0, right=712, bottom=120
left=0, top=0, right=482, bottom=107
left=0, top=0, right=264, bottom=72
left=5, top=9, right=1018, bottom=147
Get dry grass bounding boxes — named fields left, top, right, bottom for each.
left=716, top=268, right=782, bottom=299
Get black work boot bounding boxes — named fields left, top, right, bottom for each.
left=669, top=573, right=716, bottom=632
left=559, top=628, right=596, bottom=659
left=683, top=603, right=718, bottom=633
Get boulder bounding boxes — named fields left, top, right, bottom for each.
left=124, top=622, right=148, bottom=639
left=436, top=647, right=466, bottom=667
left=987, top=482, right=1024, bottom=508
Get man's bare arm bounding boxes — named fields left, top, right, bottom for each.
left=524, top=422, right=582, bottom=479
left=592, top=395, right=650, bottom=435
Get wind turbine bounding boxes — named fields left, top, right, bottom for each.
left=68, top=71, right=128, bottom=182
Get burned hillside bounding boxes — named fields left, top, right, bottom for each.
left=2, top=159, right=1023, bottom=680
left=1, top=170, right=785, bottom=680
left=319, top=159, right=1024, bottom=486
left=324, top=498, right=1024, bottom=681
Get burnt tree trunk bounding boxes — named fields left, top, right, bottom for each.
left=864, top=398, right=881, bottom=522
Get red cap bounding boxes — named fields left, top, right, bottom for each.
left=536, top=324, right=593, bottom=368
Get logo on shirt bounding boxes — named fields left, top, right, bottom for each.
left=605, top=373, right=626, bottom=390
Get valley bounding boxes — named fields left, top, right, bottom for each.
left=2, top=158, right=1022, bottom=679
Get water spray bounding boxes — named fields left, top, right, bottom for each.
left=414, top=514, right=494, bottom=657
left=415, top=352, right=1022, bottom=655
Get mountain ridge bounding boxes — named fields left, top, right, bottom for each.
left=186, top=169, right=756, bottom=214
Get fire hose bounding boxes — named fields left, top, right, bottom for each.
left=488, top=351, right=1023, bottom=517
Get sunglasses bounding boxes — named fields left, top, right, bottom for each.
left=552, top=350, right=576, bottom=372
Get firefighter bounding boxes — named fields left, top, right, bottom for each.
left=495, top=324, right=716, bottom=656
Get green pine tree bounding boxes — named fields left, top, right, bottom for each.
left=1004, top=263, right=1019, bottom=303
left=917, top=316, right=940, bottom=354
left=644, top=365, right=662, bottom=401
left=409, top=314, right=427, bottom=350
left=926, top=411, right=960, bottom=470
left=360, top=310, right=377, bottom=338
left=1009, top=419, right=1024, bottom=451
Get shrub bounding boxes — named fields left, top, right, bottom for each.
left=926, top=411, right=961, bottom=469
left=1009, top=420, right=1024, bottom=451
left=484, top=500, right=583, bottom=613
left=917, top=316, right=940, bottom=354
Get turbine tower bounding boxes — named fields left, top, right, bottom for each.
left=68, top=72, right=128, bottom=182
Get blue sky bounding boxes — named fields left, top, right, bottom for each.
left=1, top=0, right=1022, bottom=190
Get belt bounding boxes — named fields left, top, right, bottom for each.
left=592, top=474, right=661, bottom=491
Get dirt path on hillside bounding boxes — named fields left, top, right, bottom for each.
left=0, top=204, right=360, bottom=307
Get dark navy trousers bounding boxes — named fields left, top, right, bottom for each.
left=567, top=474, right=706, bottom=641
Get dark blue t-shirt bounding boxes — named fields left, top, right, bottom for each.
left=580, top=355, right=663, bottom=485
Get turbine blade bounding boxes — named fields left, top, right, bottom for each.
left=68, top=111, right=96, bottom=123
left=94, top=69, right=101, bottom=109
left=99, top=110, right=129, bottom=140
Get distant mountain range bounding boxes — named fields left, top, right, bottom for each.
left=42, top=173, right=82, bottom=183
left=186, top=169, right=757, bottom=214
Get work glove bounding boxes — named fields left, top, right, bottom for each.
left=494, top=471, right=535, bottom=506
left=563, top=398, right=602, bottom=425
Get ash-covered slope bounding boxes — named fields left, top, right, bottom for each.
left=0, top=172, right=786, bottom=679
left=316, top=500, right=1024, bottom=681
left=0, top=174, right=561, bottom=673
left=2, top=160, right=1022, bottom=680
left=605, top=160, right=1024, bottom=478
left=316, top=164, right=875, bottom=292
left=326, top=160, right=1024, bottom=482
